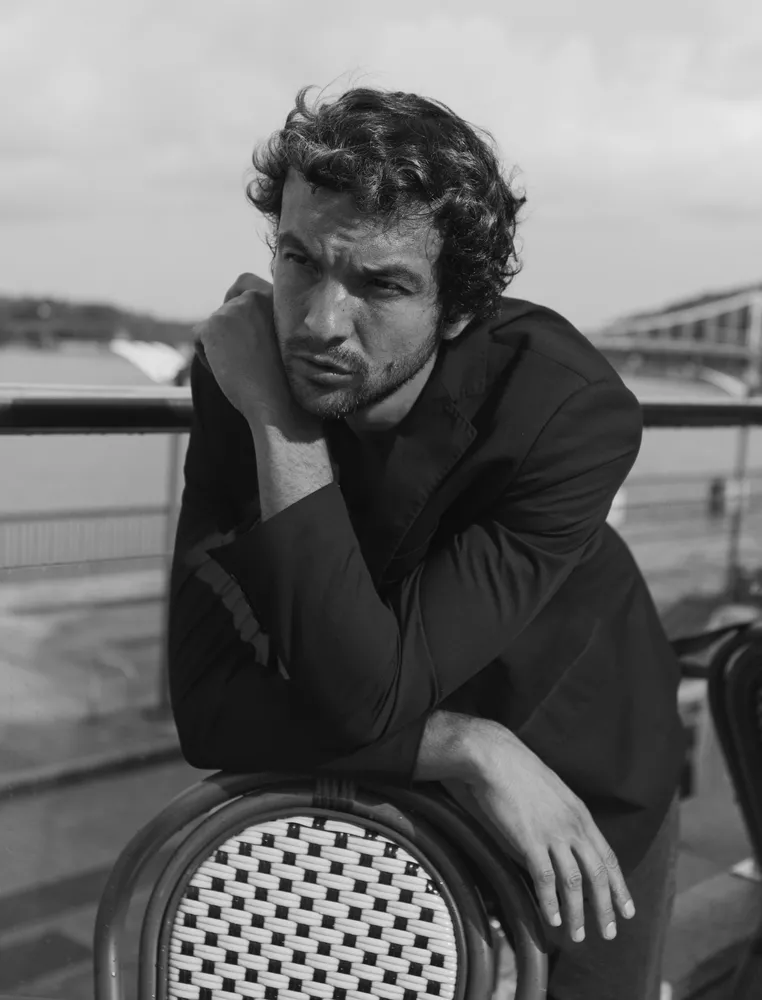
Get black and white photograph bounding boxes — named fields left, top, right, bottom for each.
left=1, top=2, right=761, bottom=998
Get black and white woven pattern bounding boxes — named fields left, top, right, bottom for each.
left=168, top=814, right=460, bottom=1000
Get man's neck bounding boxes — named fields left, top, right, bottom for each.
left=345, top=351, right=437, bottom=439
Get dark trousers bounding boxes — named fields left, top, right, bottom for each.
left=545, top=794, right=680, bottom=1000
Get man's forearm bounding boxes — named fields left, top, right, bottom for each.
left=413, top=710, right=498, bottom=782
left=248, top=415, right=333, bottom=522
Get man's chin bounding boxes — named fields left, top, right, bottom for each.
left=290, top=382, right=360, bottom=421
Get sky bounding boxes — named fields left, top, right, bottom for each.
left=1, top=0, right=761, bottom=332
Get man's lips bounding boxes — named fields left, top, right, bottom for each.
left=295, top=354, right=355, bottom=376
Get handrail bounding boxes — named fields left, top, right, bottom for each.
left=639, top=397, right=762, bottom=427
left=2, top=384, right=762, bottom=433
left=0, top=385, right=192, bottom=434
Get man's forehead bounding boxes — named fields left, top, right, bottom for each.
left=280, top=170, right=440, bottom=266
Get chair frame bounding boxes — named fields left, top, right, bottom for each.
left=705, top=624, right=762, bottom=998
left=675, top=621, right=762, bottom=861
left=706, top=624, right=762, bottom=865
left=94, top=772, right=548, bottom=1000
left=674, top=621, right=762, bottom=999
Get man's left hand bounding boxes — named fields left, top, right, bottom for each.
left=194, top=272, right=294, bottom=424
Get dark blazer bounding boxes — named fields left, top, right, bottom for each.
left=168, top=295, right=686, bottom=874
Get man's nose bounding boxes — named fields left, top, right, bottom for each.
left=303, top=279, right=354, bottom=343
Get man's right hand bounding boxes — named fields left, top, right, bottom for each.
left=414, top=712, right=635, bottom=944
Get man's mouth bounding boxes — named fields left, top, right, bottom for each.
left=295, top=355, right=356, bottom=384
left=296, top=354, right=354, bottom=374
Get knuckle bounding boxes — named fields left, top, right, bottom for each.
left=592, top=863, right=609, bottom=883
left=604, top=849, right=620, bottom=870
left=537, top=868, right=557, bottom=887
left=565, top=869, right=583, bottom=890
left=567, top=794, right=585, bottom=815
left=575, top=804, right=594, bottom=829
left=566, top=805, right=587, bottom=833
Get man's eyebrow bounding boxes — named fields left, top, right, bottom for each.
left=277, top=230, right=428, bottom=291
left=277, top=231, right=311, bottom=254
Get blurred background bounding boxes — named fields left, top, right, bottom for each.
left=0, top=1, right=761, bottom=997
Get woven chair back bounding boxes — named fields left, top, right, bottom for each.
left=162, top=810, right=464, bottom=1000
left=93, top=778, right=548, bottom=1000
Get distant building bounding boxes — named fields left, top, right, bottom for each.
left=590, top=282, right=762, bottom=383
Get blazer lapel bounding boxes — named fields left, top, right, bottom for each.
left=329, top=322, right=493, bottom=585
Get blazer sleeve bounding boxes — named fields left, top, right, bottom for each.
left=167, top=357, right=427, bottom=777
left=209, top=376, right=643, bottom=751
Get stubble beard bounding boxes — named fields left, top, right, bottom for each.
left=280, top=323, right=442, bottom=421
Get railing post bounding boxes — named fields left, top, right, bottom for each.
left=725, top=423, right=751, bottom=598
left=724, top=293, right=762, bottom=598
left=156, top=430, right=183, bottom=716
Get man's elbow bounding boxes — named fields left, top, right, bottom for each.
left=173, top=705, right=214, bottom=770
left=170, top=686, right=227, bottom=771
left=316, top=695, right=395, bottom=754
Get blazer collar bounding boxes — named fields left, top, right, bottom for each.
left=437, top=314, right=491, bottom=409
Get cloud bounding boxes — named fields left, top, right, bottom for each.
left=0, top=0, right=761, bottom=324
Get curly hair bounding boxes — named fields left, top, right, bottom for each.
left=246, top=86, right=526, bottom=325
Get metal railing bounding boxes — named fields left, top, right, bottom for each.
left=3, top=383, right=762, bottom=432
left=2, top=385, right=762, bottom=713
left=0, top=505, right=170, bottom=570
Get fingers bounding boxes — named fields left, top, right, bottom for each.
left=585, top=825, right=636, bottom=923
left=549, top=846, right=587, bottom=942
left=524, top=851, right=563, bottom=931
left=223, top=272, right=261, bottom=303
left=571, top=842, right=617, bottom=941
left=553, top=834, right=634, bottom=943
left=223, top=272, right=272, bottom=304
left=530, top=837, right=634, bottom=944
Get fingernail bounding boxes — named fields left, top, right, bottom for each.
left=624, top=900, right=636, bottom=918
left=550, top=913, right=562, bottom=927
left=605, top=921, right=616, bottom=939
left=573, top=927, right=585, bottom=943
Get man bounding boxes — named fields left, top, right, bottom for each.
left=169, top=86, right=685, bottom=999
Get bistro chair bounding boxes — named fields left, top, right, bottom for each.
left=673, top=621, right=762, bottom=999
left=94, top=772, right=548, bottom=1000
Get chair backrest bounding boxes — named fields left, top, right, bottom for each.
left=94, top=773, right=548, bottom=1000
left=705, top=623, right=762, bottom=867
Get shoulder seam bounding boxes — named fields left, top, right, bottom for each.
left=514, top=344, right=621, bottom=385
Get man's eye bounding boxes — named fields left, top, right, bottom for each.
left=371, top=279, right=405, bottom=294
left=283, top=252, right=310, bottom=266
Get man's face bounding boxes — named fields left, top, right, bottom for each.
left=272, top=170, right=449, bottom=421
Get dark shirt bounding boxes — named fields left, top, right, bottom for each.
left=168, top=296, right=686, bottom=873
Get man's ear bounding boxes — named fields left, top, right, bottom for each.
left=441, top=315, right=475, bottom=342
